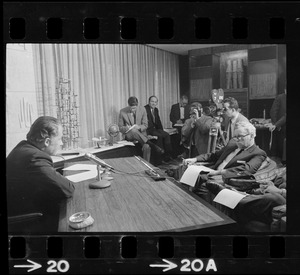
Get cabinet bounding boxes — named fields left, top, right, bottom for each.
left=248, top=46, right=278, bottom=99
left=189, top=54, right=220, bottom=102
left=188, top=45, right=286, bottom=119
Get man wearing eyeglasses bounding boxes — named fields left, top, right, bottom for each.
left=183, top=121, right=267, bottom=182
left=222, top=97, right=249, bottom=144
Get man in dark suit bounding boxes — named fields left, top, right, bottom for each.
left=6, top=116, right=75, bottom=233
left=269, top=88, right=286, bottom=161
left=183, top=120, right=267, bottom=183
left=118, top=96, right=164, bottom=162
left=169, top=94, right=190, bottom=128
left=144, top=95, right=172, bottom=162
left=222, top=97, right=249, bottom=144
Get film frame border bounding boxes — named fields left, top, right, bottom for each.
left=3, top=1, right=300, bottom=274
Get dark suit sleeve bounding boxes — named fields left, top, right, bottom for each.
left=29, top=153, right=75, bottom=202
left=196, top=146, right=225, bottom=163
left=270, top=96, right=280, bottom=124
left=222, top=151, right=267, bottom=179
left=144, top=106, right=154, bottom=133
left=275, top=113, right=286, bottom=129
left=170, top=104, right=177, bottom=126
left=156, top=109, right=163, bottom=129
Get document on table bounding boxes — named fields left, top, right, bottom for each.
left=63, top=164, right=97, bottom=171
left=213, top=189, right=248, bottom=209
left=174, top=123, right=184, bottom=127
left=180, top=165, right=215, bottom=187
left=66, top=170, right=98, bottom=183
left=64, top=164, right=103, bottom=183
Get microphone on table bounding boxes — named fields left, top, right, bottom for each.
left=84, top=153, right=115, bottom=171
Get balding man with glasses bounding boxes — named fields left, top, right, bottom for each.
left=183, top=121, right=267, bottom=186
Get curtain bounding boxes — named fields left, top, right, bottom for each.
left=32, top=44, right=180, bottom=148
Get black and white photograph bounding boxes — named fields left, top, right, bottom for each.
left=6, top=43, right=287, bottom=234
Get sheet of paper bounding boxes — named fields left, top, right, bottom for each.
left=180, top=165, right=215, bottom=187
left=174, top=123, right=184, bottom=127
left=65, top=170, right=98, bottom=183
left=213, top=189, right=248, bottom=209
left=63, top=164, right=97, bottom=171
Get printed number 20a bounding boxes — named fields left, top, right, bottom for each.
left=47, top=260, right=70, bottom=273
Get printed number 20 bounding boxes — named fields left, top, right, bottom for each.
left=180, top=259, right=204, bottom=272
left=47, top=260, right=70, bottom=273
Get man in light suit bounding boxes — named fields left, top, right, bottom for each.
left=222, top=97, right=249, bottom=144
left=144, top=95, right=172, bottom=162
left=183, top=121, right=267, bottom=184
left=169, top=94, right=190, bottom=128
left=118, top=96, right=164, bottom=162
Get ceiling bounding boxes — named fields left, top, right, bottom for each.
left=147, top=44, right=228, bottom=56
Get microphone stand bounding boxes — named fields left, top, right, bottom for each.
left=89, top=165, right=112, bottom=189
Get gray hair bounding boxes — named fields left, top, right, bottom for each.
left=234, top=121, right=256, bottom=137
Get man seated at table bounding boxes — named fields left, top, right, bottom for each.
left=169, top=94, right=190, bottom=128
left=183, top=121, right=267, bottom=189
left=6, top=116, right=75, bottom=233
left=144, top=95, right=173, bottom=163
left=118, top=96, right=164, bottom=163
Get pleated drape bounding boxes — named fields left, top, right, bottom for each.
left=32, top=44, right=180, bottom=148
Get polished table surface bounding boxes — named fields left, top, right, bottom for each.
left=58, top=156, right=235, bottom=232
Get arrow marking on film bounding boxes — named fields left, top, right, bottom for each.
left=14, top=259, right=42, bottom=272
left=150, top=259, right=177, bottom=272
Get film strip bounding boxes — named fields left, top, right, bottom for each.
left=4, top=1, right=300, bottom=274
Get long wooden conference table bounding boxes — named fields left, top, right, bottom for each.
left=58, top=154, right=236, bottom=233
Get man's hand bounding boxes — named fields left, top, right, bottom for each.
left=211, top=122, right=221, bottom=129
left=264, top=185, right=281, bottom=194
left=207, top=170, right=221, bottom=176
left=182, top=158, right=197, bottom=166
left=267, top=124, right=276, bottom=132
left=132, top=124, right=140, bottom=130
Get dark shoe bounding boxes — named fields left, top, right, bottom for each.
left=147, top=141, right=165, bottom=155
left=205, top=181, right=225, bottom=196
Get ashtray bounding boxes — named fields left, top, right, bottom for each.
left=69, top=212, right=91, bottom=223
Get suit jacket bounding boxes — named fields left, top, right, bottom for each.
left=6, top=140, right=75, bottom=231
left=196, top=140, right=267, bottom=180
left=270, top=93, right=286, bottom=132
left=169, top=103, right=190, bottom=127
left=144, top=104, right=163, bottom=134
left=181, top=115, right=214, bottom=155
left=118, top=106, right=148, bottom=136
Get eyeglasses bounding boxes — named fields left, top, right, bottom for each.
left=232, top=133, right=250, bottom=141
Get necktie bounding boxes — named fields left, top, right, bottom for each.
left=133, top=112, right=136, bottom=124
left=217, top=148, right=241, bottom=171
left=228, top=120, right=232, bottom=140
left=151, top=108, right=155, bottom=123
